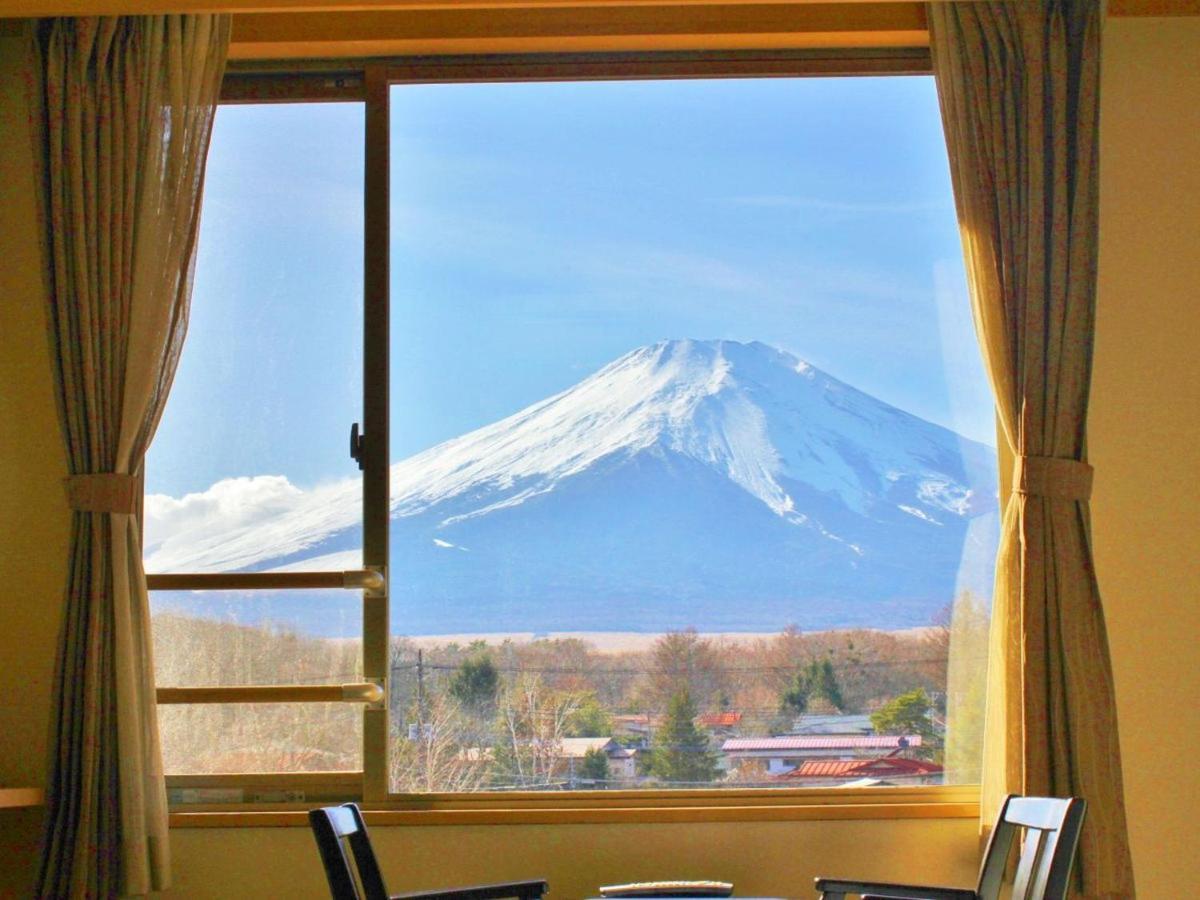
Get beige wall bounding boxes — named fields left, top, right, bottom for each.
left=2, top=15, right=1199, bottom=898
left=1092, top=15, right=1200, bottom=900
left=0, top=30, right=72, bottom=895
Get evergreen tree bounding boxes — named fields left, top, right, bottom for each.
left=449, top=653, right=499, bottom=709
left=813, top=658, right=844, bottom=712
left=578, top=747, right=610, bottom=785
left=780, top=670, right=810, bottom=715
left=870, top=688, right=940, bottom=761
left=779, top=657, right=845, bottom=715
left=647, top=689, right=720, bottom=785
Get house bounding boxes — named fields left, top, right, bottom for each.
left=721, top=735, right=923, bottom=776
left=556, top=737, right=615, bottom=787
left=0, top=5, right=1197, bottom=898
left=612, top=713, right=660, bottom=742
left=789, top=713, right=875, bottom=736
left=606, top=746, right=638, bottom=784
left=555, top=737, right=639, bottom=786
left=774, top=756, right=944, bottom=788
left=695, top=711, right=742, bottom=738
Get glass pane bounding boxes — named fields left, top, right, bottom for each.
left=151, top=589, right=362, bottom=686
left=153, top=589, right=363, bottom=775
left=158, top=703, right=361, bottom=774
left=144, top=101, right=365, bottom=574
left=383, top=77, right=997, bottom=793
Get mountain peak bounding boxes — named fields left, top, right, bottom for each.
left=389, top=338, right=992, bottom=525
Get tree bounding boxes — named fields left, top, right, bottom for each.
left=870, top=688, right=940, bottom=761
left=390, top=692, right=489, bottom=793
left=646, top=689, right=720, bottom=786
left=491, top=673, right=583, bottom=789
left=780, top=670, right=810, bottom=715
left=449, top=652, right=499, bottom=710
left=565, top=693, right=613, bottom=737
left=779, top=657, right=844, bottom=716
left=577, top=747, right=610, bottom=785
left=812, top=658, right=844, bottom=712
left=645, top=630, right=727, bottom=713
left=943, top=591, right=990, bottom=782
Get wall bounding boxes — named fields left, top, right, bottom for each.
left=1, top=14, right=1199, bottom=899
left=1092, top=15, right=1200, bottom=899
left=0, top=29, right=71, bottom=896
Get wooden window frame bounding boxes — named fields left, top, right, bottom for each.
left=162, top=47, right=984, bottom=827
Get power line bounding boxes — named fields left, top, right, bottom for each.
left=387, top=655, right=980, bottom=676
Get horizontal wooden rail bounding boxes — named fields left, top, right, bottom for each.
left=222, top=70, right=365, bottom=103
left=224, top=3, right=929, bottom=60
left=384, top=47, right=931, bottom=81
left=0, top=788, right=44, bottom=809
left=156, top=683, right=384, bottom=705
left=146, top=569, right=385, bottom=595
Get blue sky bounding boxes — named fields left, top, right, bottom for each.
left=147, top=75, right=993, bottom=499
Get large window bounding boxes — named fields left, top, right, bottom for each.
left=146, top=66, right=997, bottom=807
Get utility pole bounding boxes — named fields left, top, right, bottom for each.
left=416, top=648, right=426, bottom=725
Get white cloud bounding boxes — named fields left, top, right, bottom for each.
left=146, top=476, right=302, bottom=543
left=143, top=474, right=360, bottom=573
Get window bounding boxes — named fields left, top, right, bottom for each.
left=146, top=60, right=996, bottom=812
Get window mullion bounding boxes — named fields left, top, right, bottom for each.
left=362, top=62, right=392, bottom=804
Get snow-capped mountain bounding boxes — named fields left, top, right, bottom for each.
left=147, top=339, right=998, bottom=635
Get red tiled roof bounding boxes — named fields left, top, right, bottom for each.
left=722, top=735, right=922, bottom=752
left=778, top=756, right=943, bottom=780
left=697, top=712, right=743, bottom=727
left=856, top=756, right=941, bottom=775
left=788, top=760, right=864, bottom=778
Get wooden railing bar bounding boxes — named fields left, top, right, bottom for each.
left=156, top=683, right=384, bottom=705
left=146, top=569, right=385, bottom=594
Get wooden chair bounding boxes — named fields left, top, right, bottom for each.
left=814, top=795, right=1087, bottom=900
left=308, top=803, right=549, bottom=900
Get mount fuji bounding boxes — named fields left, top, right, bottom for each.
left=147, top=339, right=999, bottom=635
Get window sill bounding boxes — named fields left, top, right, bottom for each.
left=169, top=785, right=979, bottom=828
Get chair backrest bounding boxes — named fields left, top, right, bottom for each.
left=975, top=795, right=1087, bottom=900
left=309, top=803, right=390, bottom=900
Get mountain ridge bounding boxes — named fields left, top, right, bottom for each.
left=146, top=339, right=998, bottom=635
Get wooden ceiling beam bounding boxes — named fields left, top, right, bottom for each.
left=225, top=3, right=925, bottom=59
left=1, top=0, right=1191, bottom=62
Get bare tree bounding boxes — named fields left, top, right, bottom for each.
left=641, top=629, right=728, bottom=714
left=492, top=673, right=583, bottom=789
left=390, top=692, right=489, bottom=793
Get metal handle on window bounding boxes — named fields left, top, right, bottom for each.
left=343, top=567, right=386, bottom=596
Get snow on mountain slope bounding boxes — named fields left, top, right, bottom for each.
left=146, top=339, right=998, bottom=634
left=385, top=339, right=992, bottom=526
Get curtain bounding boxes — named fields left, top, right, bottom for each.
left=929, top=2, right=1135, bottom=897
left=28, top=16, right=229, bottom=897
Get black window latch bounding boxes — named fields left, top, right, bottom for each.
left=350, top=422, right=365, bottom=470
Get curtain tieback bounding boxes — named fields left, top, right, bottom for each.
left=65, top=473, right=138, bottom=514
left=1013, top=455, right=1094, bottom=501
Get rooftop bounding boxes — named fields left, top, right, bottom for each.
left=722, top=735, right=922, bottom=752
left=778, top=756, right=943, bottom=779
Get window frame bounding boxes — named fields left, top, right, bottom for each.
left=158, top=47, right=985, bottom=826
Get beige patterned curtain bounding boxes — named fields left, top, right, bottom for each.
left=28, top=16, right=229, bottom=897
left=929, top=2, right=1135, bottom=898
